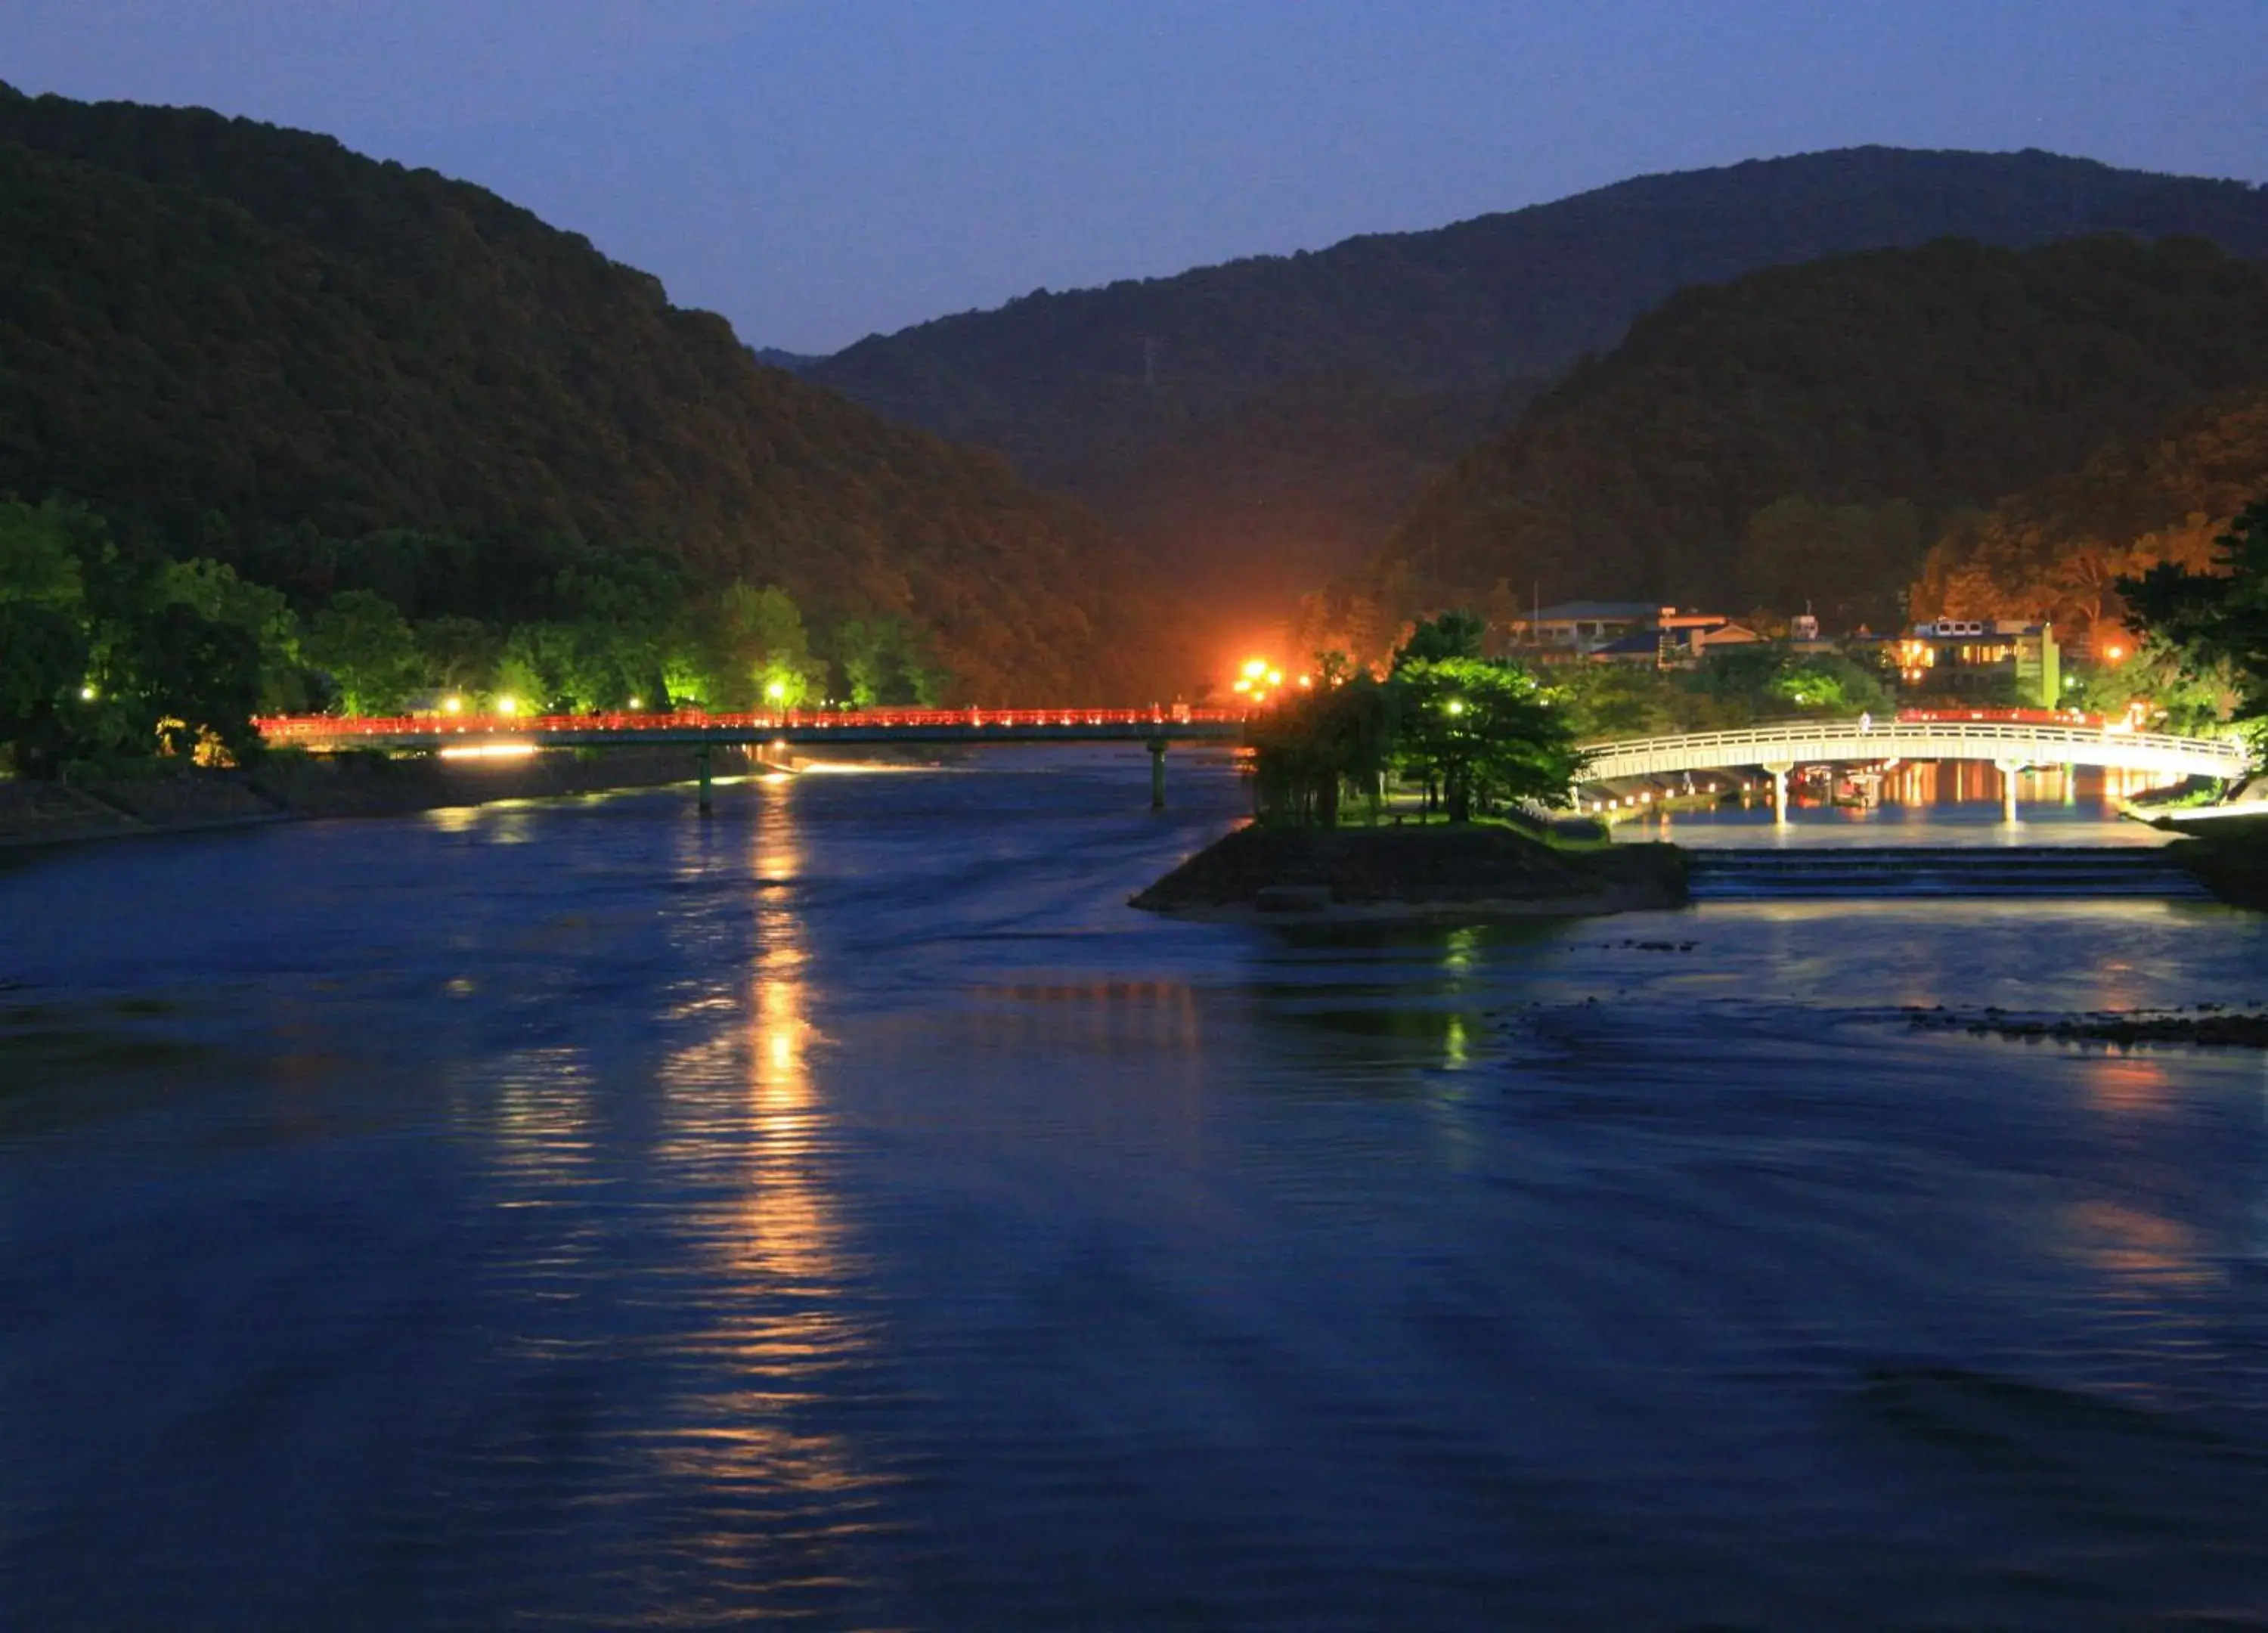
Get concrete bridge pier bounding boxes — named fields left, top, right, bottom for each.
left=1148, top=739, right=1168, bottom=810
left=1763, top=762, right=1794, bottom=826
left=1996, top=758, right=2025, bottom=825
left=696, top=744, right=713, bottom=815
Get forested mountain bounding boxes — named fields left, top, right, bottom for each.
left=1912, top=389, right=2268, bottom=634
left=1328, top=235, right=2268, bottom=652
left=0, top=83, right=1181, bottom=703
left=804, top=148, right=2268, bottom=613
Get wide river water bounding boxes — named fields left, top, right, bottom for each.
left=5, top=748, right=2267, bottom=1629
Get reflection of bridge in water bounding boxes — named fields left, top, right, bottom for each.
left=1579, top=719, right=2252, bottom=823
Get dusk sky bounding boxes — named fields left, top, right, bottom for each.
left=4, top=1, right=2263, bottom=353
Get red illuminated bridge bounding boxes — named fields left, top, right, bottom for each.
left=256, top=706, right=1250, bottom=751
left=256, top=707, right=1252, bottom=807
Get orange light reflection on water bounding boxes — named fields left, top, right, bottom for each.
left=649, top=779, right=887, bottom=1579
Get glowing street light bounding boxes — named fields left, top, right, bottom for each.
left=765, top=679, right=789, bottom=702
left=79, top=684, right=97, bottom=701
left=495, top=695, right=519, bottom=716
left=443, top=695, right=463, bottom=714
left=1445, top=698, right=1467, bottom=716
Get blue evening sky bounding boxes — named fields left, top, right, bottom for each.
left=3, top=2, right=2262, bottom=352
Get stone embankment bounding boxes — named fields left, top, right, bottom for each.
left=1132, top=822, right=1687, bottom=922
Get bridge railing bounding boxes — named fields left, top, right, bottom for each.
left=1579, top=717, right=2252, bottom=778
left=255, top=706, right=1250, bottom=744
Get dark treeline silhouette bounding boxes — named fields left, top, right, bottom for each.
left=1355, top=236, right=2268, bottom=642
left=0, top=82, right=1187, bottom=705
left=1915, top=389, right=2268, bottom=634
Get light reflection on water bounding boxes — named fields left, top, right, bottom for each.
left=2, top=750, right=2266, bottom=1628
left=1633, top=762, right=2184, bottom=846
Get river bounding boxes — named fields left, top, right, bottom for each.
left=5, top=748, right=2266, bottom=1629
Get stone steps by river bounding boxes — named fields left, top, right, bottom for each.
left=1685, top=845, right=2216, bottom=900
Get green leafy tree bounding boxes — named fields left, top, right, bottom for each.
left=1552, top=663, right=1683, bottom=740
left=0, top=601, right=94, bottom=776
left=1766, top=653, right=1890, bottom=715
left=1393, top=611, right=1486, bottom=666
left=2119, top=497, right=2268, bottom=754
left=156, top=558, right=309, bottom=713
left=1249, top=673, right=1401, bottom=826
left=834, top=617, right=946, bottom=707
left=716, top=583, right=829, bottom=707
left=1394, top=657, right=1587, bottom=821
left=119, top=602, right=263, bottom=761
left=417, top=616, right=501, bottom=699
left=304, top=590, right=423, bottom=714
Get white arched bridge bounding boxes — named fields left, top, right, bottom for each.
left=1579, top=717, right=2252, bottom=822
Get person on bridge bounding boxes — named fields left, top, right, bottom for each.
left=1860, top=711, right=1873, bottom=734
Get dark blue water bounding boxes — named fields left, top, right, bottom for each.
left=5, top=748, right=2267, bottom=1629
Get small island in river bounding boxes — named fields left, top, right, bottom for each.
left=1131, top=822, right=1687, bottom=922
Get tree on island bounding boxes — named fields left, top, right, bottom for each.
left=1250, top=614, right=1586, bottom=827
left=2119, top=497, right=2268, bottom=759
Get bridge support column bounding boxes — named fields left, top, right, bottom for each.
left=696, top=744, right=713, bottom=815
left=1762, top=762, right=1794, bottom=826
left=1148, top=739, right=1167, bottom=810
left=1996, top=759, right=2023, bottom=825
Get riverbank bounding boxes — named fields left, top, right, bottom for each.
left=2164, top=835, right=2268, bottom=910
left=1131, top=821, right=1688, bottom=922
left=0, top=745, right=767, bottom=853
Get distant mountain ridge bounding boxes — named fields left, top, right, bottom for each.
left=0, top=82, right=1180, bottom=702
left=1356, top=234, right=2268, bottom=637
left=803, top=147, right=2268, bottom=618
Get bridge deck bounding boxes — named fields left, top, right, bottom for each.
left=256, top=708, right=1250, bottom=751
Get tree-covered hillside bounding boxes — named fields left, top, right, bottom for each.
left=1352, top=235, right=2268, bottom=646
left=1913, top=389, right=2268, bottom=634
left=0, top=83, right=1182, bottom=704
left=804, top=148, right=2268, bottom=611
